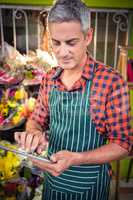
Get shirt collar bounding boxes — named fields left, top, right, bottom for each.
left=52, top=55, right=96, bottom=81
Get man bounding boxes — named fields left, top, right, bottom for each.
left=15, top=0, right=133, bottom=199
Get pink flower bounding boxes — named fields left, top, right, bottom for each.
left=0, top=115, right=4, bottom=124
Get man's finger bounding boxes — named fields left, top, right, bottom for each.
left=14, top=131, right=25, bottom=145
left=37, top=144, right=46, bottom=154
left=30, top=157, right=62, bottom=176
left=50, top=153, right=58, bottom=163
left=25, top=133, right=35, bottom=151
left=19, top=132, right=27, bottom=149
left=14, top=132, right=20, bottom=143
left=30, top=134, right=41, bottom=152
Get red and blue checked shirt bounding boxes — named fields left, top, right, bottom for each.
left=31, top=56, right=133, bottom=152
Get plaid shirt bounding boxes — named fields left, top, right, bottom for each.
left=31, top=56, right=133, bottom=152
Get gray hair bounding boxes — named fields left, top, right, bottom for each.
left=48, top=0, right=90, bottom=34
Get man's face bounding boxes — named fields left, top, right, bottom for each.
left=48, top=21, right=92, bottom=70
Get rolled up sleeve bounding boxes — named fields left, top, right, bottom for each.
left=106, top=77, right=133, bottom=152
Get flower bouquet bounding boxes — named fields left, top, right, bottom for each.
left=0, top=140, right=44, bottom=200
left=0, top=42, right=57, bottom=87
left=0, top=86, right=27, bottom=130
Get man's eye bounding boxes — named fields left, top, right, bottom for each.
left=67, top=42, right=76, bottom=46
left=52, top=42, right=60, bottom=46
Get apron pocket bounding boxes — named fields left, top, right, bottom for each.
left=45, top=165, right=101, bottom=193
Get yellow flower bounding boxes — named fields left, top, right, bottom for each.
left=17, top=184, right=25, bottom=192
left=14, top=88, right=27, bottom=100
left=17, top=104, right=25, bottom=113
left=2, top=152, right=20, bottom=180
left=11, top=113, right=22, bottom=125
left=0, top=141, right=21, bottom=181
left=0, top=159, right=5, bottom=180
left=0, top=103, right=4, bottom=111
left=26, top=97, right=36, bottom=112
left=2, top=107, right=8, bottom=116
left=7, top=100, right=17, bottom=108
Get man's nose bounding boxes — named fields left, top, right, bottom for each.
left=57, top=44, right=69, bottom=57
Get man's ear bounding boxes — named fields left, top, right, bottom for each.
left=86, top=28, right=93, bottom=46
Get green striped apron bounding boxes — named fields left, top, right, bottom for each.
left=43, top=79, right=111, bottom=200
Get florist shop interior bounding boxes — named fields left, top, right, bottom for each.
left=0, top=0, right=133, bottom=200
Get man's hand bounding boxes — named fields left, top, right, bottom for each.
left=14, top=131, right=48, bottom=154
left=30, top=150, right=77, bottom=176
